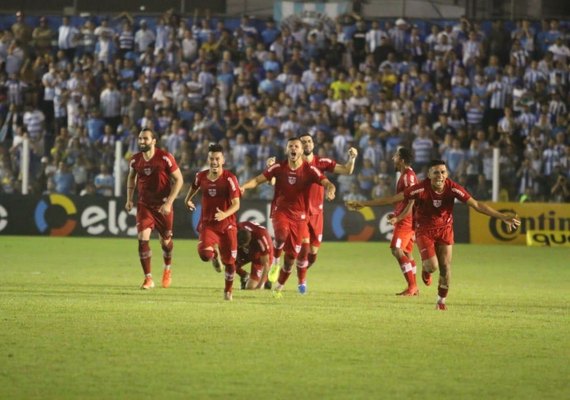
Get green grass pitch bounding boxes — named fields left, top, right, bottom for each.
left=1, top=236, right=568, bottom=400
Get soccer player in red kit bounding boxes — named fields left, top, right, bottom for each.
left=125, top=128, right=184, bottom=290
left=184, top=143, right=241, bottom=301
left=347, top=160, right=520, bottom=310
left=241, top=137, right=336, bottom=297
left=265, top=133, right=357, bottom=292
left=349, top=147, right=419, bottom=296
left=235, top=221, right=274, bottom=290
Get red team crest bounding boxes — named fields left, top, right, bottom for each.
left=208, top=188, right=217, bottom=197
left=144, top=167, right=152, bottom=176
left=288, top=176, right=297, bottom=185
left=433, top=200, right=442, bottom=208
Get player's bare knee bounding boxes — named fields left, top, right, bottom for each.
left=423, top=259, right=438, bottom=273
left=198, top=247, right=215, bottom=262
left=391, top=247, right=404, bottom=259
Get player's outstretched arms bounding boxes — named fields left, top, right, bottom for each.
left=346, top=200, right=364, bottom=210
left=240, top=174, right=268, bottom=193
left=466, top=198, right=521, bottom=232
left=347, top=192, right=405, bottom=210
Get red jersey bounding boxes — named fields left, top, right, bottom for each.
left=404, top=178, right=471, bottom=232
left=192, top=169, right=240, bottom=231
left=237, top=221, right=273, bottom=261
left=394, top=166, right=418, bottom=229
left=263, top=160, right=325, bottom=219
left=306, top=156, right=337, bottom=216
left=129, top=148, right=179, bottom=207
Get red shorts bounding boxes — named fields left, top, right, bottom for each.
left=136, top=203, right=173, bottom=239
left=198, top=224, right=237, bottom=265
left=272, top=213, right=309, bottom=258
left=416, top=225, right=454, bottom=261
left=307, top=213, right=324, bottom=247
left=390, top=225, right=414, bottom=254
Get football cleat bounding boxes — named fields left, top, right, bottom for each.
left=240, top=273, right=249, bottom=290
left=422, top=271, right=432, bottom=286
left=264, top=281, right=272, bottom=290
left=396, top=286, right=419, bottom=296
left=298, top=283, right=307, bottom=295
left=272, top=290, right=283, bottom=299
left=161, top=269, right=172, bottom=288
left=267, top=264, right=280, bottom=283
left=224, top=291, right=233, bottom=301
left=141, top=277, right=155, bottom=290
left=436, top=302, right=447, bottom=311
left=212, top=257, right=222, bottom=273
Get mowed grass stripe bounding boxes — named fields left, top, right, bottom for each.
left=1, top=237, right=568, bottom=399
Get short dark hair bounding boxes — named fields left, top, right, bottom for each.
left=299, top=132, right=312, bottom=139
left=208, top=143, right=224, bottom=153
left=429, top=159, right=446, bottom=168
left=397, top=147, right=412, bottom=165
left=140, top=128, right=157, bottom=139
left=237, top=229, right=252, bottom=246
left=287, top=136, right=301, bottom=143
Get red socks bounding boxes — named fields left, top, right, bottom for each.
left=224, top=263, right=236, bottom=293
left=161, top=240, right=173, bottom=266
left=138, top=240, right=151, bottom=275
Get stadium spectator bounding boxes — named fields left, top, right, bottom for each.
left=347, top=160, right=520, bottom=310
left=184, top=143, right=241, bottom=301
left=125, top=128, right=183, bottom=290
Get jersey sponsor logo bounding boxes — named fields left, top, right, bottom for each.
left=433, top=199, right=442, bottom=208
left=208, top=188, right=216, bottom=197
left=143, top=167, right=152, bottom=176
left=451, top=187, right=465, bottom=197
left=288, top=176, right=297, bottom=185
left=410, top=188, right=424, bottom=196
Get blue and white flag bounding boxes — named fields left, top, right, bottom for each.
left=274, top=1, right=351, bottom=23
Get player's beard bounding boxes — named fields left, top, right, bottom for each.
left=303, top=148, right=312, bottom=156
left=139, top=144, right=151, bottom=152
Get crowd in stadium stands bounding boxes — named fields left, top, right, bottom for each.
left=0, top=9, right=568, bottom=202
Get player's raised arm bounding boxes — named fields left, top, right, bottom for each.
left=466, top=197, right=521, bottom=232
left=334, top=147, right=358, bottom=175
left=240, top=174, right=269, bottom=193
left=346, top=192, right=405, bottom=210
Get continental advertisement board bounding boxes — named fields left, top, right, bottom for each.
left=469, top=202, right=570, bottom=246
left=0, top=194, right=470, bottom=242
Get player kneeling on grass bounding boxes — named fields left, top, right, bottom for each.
left=346, top=160, right=520, bottom=310
left=125, top=128, right=184, bottom=290
left=235, top=221, right=274, bottom=290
